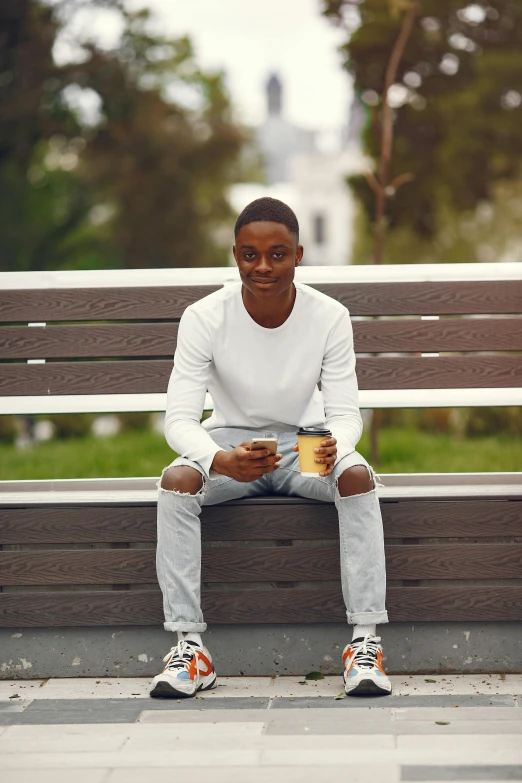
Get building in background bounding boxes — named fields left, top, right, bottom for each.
left=230, top=74, right=367, bottom=265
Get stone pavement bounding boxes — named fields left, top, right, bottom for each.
left=0, top=675, right=521, bottom=782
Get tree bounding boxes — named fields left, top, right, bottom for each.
left=0, top=0, right=247, bottom=271
left=322, top=0, right=522, bottom=253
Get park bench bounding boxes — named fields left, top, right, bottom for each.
left=0, top=263, right=521, bottom=678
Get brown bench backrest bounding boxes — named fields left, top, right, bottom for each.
left=1, top=280, right=522, bottom=398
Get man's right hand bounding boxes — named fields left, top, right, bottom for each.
left=211, top=441, right=282, bottom=483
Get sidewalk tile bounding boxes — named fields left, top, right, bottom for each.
left=402, top=765, right=522, bottom=780
left=0, top=733, right=127, bottom=753
left=107, top=766, right=401, bottom=783
left=0, top=750, right=261, bottom=769
left=394, top=708, right=522, bottom=722
left=266, top=720, right=522, bottom=736
left=1, top=675, right=519, bottom=701
left=0, top=772, right=109, bottom=783
left=397, top=734, right=522, bottom=750
left=123, top=733, right=395, bottom=752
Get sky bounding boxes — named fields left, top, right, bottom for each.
left=55, top=0, right=354, bottom=132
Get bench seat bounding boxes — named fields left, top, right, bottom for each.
left=1, top=474, right=521, bottom=630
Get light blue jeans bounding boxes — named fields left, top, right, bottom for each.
left=156, top=427, right=389, bottom=632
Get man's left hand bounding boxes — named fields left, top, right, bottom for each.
left=292, top=436, right=338, bottom=477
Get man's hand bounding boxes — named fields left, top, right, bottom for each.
left=293, top=436, right=337, bottom=477
left=211, top=441, right=282, bottom=483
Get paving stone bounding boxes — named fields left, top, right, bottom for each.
left=390, top=676, right=522, bottom=698
left=0, top=749, right=261, bottom=769
left=3, top=676, right=519, bottom=701
left=0, top=701, right=31, bottom=714
left=106, top=766, right=401, bottom=783
left=1, top=699, right=145, bottom=725
left=0, top=697, right=272, bottom=725
left=394, top=708, right=522, bottom=722
left=398, top=735, right=522, bottom=751
left=0, top=682, right=45, bottom=700
left=271, top=695, right=517, bottom=709
left=265, top=720, right=522, bottom=736
left=138, top=707, right=393, bottom=723
left=259, top=749, right=522, bottom=766
left=124, top=733, right=396, bottom=752
left=0, top=733, right=128, bottom=753
left=402, top=765, right=522, bottom=780
left=0, top=772, right=109, bottom=783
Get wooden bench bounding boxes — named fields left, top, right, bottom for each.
left=1, top=263, right=521, bottom=673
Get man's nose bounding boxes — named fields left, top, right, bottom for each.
left=255, top=253, right=272, bottom=272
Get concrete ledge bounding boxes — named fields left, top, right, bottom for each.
left=1, top=623, right=520, bottom=679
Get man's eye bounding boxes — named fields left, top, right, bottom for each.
left=273, top=253, right=285, bottom=259
left=243, top=253, right=256, bottom=259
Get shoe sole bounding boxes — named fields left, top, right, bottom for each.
left=150, top=674, right=217, bottom=699
left=345, top=678, right=392, bottom=697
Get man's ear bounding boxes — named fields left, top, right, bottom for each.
left=295, top=244, right=304, bottom=266
left=232, top=245, right=238, bottom=263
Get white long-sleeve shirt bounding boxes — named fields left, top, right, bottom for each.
left=164, top=281, right=363, bottom=477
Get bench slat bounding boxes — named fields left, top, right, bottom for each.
left=2, top=356, right=521, bottom=396
left=2, top=318, right=522, bottom=359
left=0, top=586, right=520, bottom=625
left=314, top=281, right=522, bottom=315
left=2, top=281, right=522, bottom=322
left=1, top=544, right=521, bottom=584
left=0, top=324, right=179, bottom=359
left=1, top=500, right=521, bottom=544
left=0, top=287, right=220, bottom=323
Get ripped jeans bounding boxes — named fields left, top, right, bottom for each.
left=156, top=427, right=389, bottom=633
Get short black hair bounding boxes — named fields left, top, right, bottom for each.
left=234, top=197, right=299, bottom=243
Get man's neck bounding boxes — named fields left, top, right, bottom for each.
left=241, top=283, right=296, bottom=329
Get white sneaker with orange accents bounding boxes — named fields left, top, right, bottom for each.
left=150, top=639, right=217, bottom=698
left=343, top=635, right=392, bottom=696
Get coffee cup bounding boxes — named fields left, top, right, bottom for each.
left=297, top=427, right=332, bottom=476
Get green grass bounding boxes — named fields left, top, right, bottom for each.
left=0, top=426, right=520, bottom=481
left=358, top=427, right=521, bottom=473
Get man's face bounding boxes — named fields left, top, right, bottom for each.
left=233, top=221, right=303, bottom=301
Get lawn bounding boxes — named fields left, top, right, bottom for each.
left=0, top=426, right=519, bottom=481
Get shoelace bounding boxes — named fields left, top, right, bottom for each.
left=164, top=639, right=201, bottom=675
left=350, top=635, right=382, bottom=669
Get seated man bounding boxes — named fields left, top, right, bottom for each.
left=151, top=197, right=390, bottom=699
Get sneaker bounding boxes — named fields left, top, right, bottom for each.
left=343, top=634, right=392, bottom=696
left=150, top=639, right=217, bottom=698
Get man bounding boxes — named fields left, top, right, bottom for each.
left=151, top=197, right=390, bottom=698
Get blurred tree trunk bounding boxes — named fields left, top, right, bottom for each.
left=367, top=0, right=418, bottom=465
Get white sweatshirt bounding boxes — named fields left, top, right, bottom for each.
left=164, top=281, right=363, bottom=477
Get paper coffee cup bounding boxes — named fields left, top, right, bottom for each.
left=297, top=427, right=332, bottom=477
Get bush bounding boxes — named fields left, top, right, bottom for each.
left=0, top=416, right=18, bottom=444
left=48, top=414, right=94, bottom=440
left=463, top=407, right=522, bottom=438
left=117, top=412, right=151, bottom=432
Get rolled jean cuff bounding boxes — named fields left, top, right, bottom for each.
left=347, top=610, right=388, bottom=625
left=164, top=621, right=207, bottom=633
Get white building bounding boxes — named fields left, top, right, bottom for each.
left=229, top=74, right=367, bottom=266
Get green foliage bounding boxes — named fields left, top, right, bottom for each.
left=322, top=1, right=522, bottom=252
left=0, top=417, right=18, bottom=444
left=461, top=406, right=522, bottom=438
left=117, top=412, right=151, bottom=431
left=377, top=406, right=522, bottom=438
left=0, top=0, right=246, bottom=271
left=48, top=412, right=94, bottom=439
left=0, top=421, right=520, bottom=480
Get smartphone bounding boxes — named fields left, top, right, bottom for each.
left=250, top=438, right=279, bottom=455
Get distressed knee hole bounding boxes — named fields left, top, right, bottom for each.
left=336, top=464, right=378, bottom=499
left=157, top=466, right=205, bottom=496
